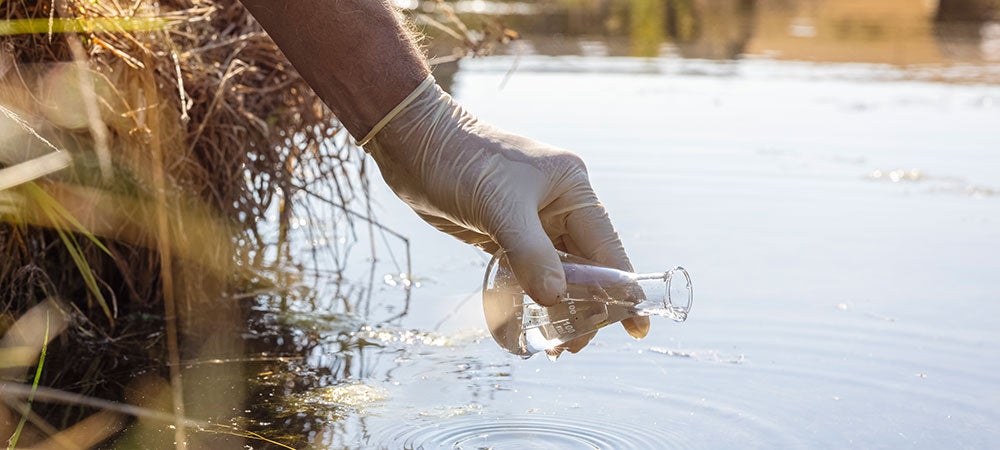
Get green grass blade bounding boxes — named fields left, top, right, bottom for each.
left=0, top=17, right=173, bottom=36
left=23, top=183, right=114, bottom=322
left=7, top=310, right=50, bottom=450
left=22, top=182, right=112, bottom=255
left=53, top=225, right=114, bottom=321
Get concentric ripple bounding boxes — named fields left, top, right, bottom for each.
left=372, top=414, right=689, bottom=449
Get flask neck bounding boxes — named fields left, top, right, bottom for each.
left=482, top=250, right=693, bottom=357
left=559, top=259, right=691, bottom=322
left=626, top=269, right=692, bottom=322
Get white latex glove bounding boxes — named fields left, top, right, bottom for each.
left=363, top=76, right=650, bottom=351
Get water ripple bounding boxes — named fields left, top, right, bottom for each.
left=371, top=414, right=691, bottom=449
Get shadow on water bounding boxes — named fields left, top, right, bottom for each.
left=240, top=290, right=402, bottom=448
left=231, top=205, right=420, bottom=447
left=239, top=275, right=507, bottom=448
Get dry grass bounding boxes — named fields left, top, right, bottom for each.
left=0, top=0, right=362, bottom=447
left=0, top=0, right=516, bottom=447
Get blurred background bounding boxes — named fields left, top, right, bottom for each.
left=424, top=0, right=1000, bottom=89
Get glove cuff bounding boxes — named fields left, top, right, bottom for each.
left=357, top=74, right=437, bottom=149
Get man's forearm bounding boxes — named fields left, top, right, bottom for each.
left=239, top=0, right=430, bottom=138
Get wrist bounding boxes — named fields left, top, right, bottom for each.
left=363, top=78, right=474, bottom=159
left=358, top=74, right=438, bottom=147
left=348, top=67, right=430, bottom=140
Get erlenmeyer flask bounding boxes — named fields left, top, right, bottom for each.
left=482, top=251, right=693, bottom=357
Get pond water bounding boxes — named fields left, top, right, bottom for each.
left=242, top=3, right=1000, bottom=449
left=244, top=54, right=1000, bottom=448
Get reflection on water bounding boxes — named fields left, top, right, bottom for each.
left=426, top=0, right=999, bottom=64
left=664, top=0, right=756, bottom=59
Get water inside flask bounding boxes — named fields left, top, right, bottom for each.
left=482, top=251, right=693, bottom=357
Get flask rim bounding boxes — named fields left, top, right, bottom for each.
left=666, top=266, right=694, bottom=319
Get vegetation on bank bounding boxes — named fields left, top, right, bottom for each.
left=0, top=0, right=512, bottom=447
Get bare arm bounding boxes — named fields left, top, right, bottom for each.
left=238, top=0, right=430, bottom=138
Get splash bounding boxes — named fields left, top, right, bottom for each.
left=649, top=346, right=745, bottom=364
left=354, top=326, right=486, bottom=348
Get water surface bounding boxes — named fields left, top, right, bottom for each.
left=245, top=3, right=1000, bottom=446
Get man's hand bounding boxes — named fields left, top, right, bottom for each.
left=365, top=79, right=650, bottom=353
left=238, top=0, right=647, bottom=354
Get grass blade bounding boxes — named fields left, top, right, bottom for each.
left=0, top=17, right=173, bottom=36
left=7, top=310, right=50, bottom=450
left=22, top=183, right=114, bottom=322
left=0, top=152, right=72, bottom=192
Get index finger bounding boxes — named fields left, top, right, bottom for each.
left=564, top=203, right=632, bottom=272
left=563, top=203, right=651, bottom=339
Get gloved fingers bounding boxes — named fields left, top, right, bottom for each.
left=564, top=204, right=632, bottom=272
left=564, top=330, right=597, bottom=353
left=492, top=208, right=566, bottom=307
left=564, top=204, right=650, bottom=339
left=545, top=330, right=598, bottom=359
left=620, top=317, right=651, bottom=340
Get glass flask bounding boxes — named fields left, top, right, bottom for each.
left=482, top=251, right=693, bottom=357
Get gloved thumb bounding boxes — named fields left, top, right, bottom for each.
left=494, top=212, right=566, bottom=307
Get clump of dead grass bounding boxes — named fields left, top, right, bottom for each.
left=0, top=0, right=517, bottom=447
left=0, top=0, right=364, bottom=446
